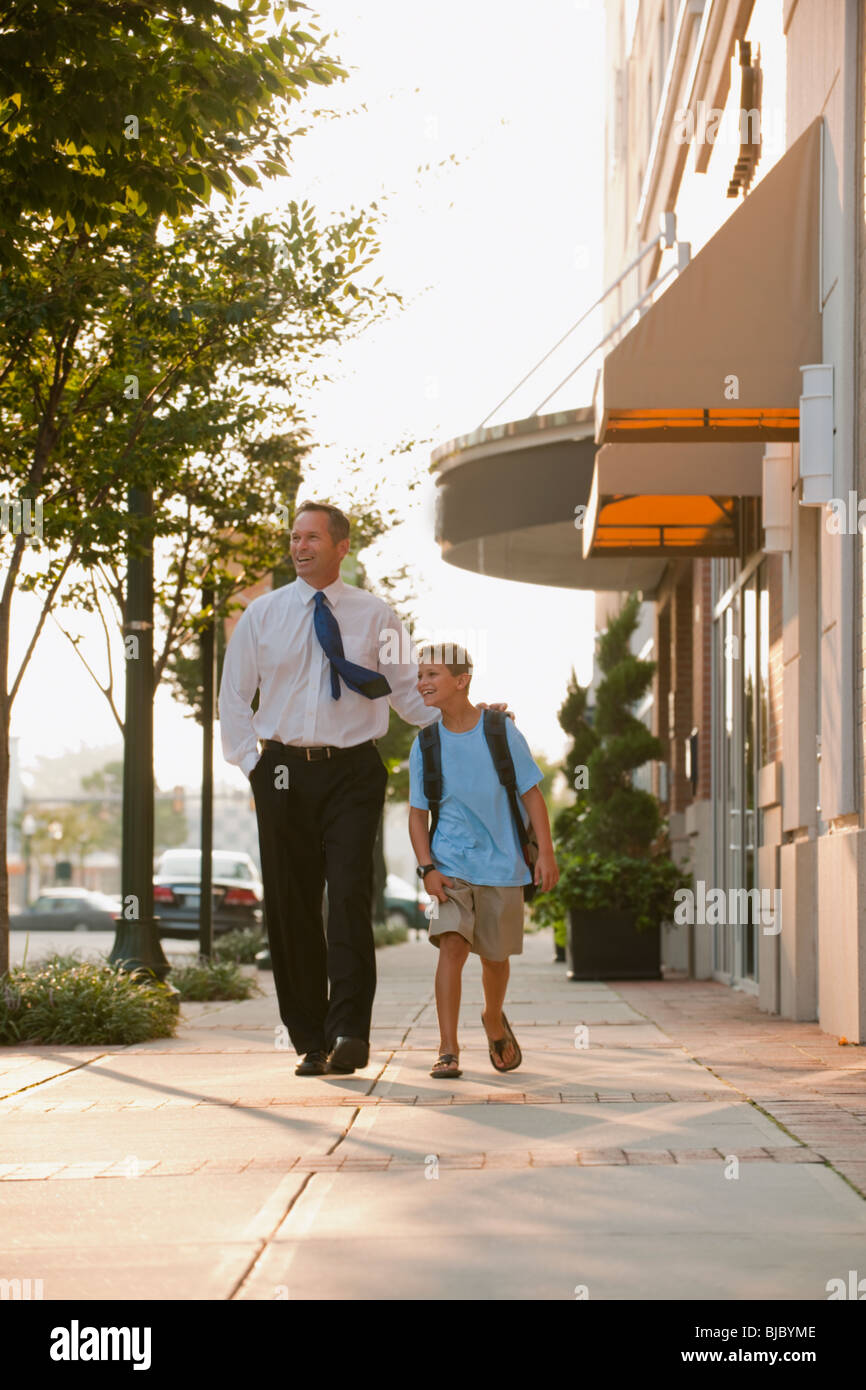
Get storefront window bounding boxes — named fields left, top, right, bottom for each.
left=758, top=566, right=771, bottom=844
left=712, top=557, right=768, bottom=986
left=742, top=577, right=757, bottom=979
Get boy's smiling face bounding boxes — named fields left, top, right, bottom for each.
left=416, top=661, right=468, bottom=708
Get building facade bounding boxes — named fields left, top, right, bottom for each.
left=431, top=0, right=866, bottom=1040
left=594, top=0, right=864, bottom=1039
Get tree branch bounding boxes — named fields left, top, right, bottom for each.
left=50, top=602, right=124, bottom=734
left=8, top=541, right=80, bottom=706
left=153, top=510, right=194, bottom=688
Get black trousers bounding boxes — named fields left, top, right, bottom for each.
left=250, top=740, right=389, bottom=1055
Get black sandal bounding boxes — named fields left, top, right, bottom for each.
left=430, top=1053, right=462, bottom=1079
left=482, top=1011, right=522, bottom=1073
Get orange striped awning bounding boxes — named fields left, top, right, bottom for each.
left=582, top=442, right=763, bottom=557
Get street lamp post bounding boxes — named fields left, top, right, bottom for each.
left=21, top=812, right=36, bottom=907
left=199, top=585, right=215, bottom=959
left=48, top=820, right=63, bottom=882
left=108, top=485, right=172, bottom=985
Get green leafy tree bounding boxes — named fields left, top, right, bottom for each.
left=564, top=592, right=663, bottom=858
left=0, top=2, right=388, bottom=972
left=41, top=200, right=388, bottom=723
left=0, top=0, right=345, bottom=266
left=539, top=593, right=690, bottom=933
left=532, top=751, right=570, bottom=822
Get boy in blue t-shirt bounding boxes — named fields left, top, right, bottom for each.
left=408, top=643, right=559, bottom=1080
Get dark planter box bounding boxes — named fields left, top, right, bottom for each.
left=566, top=908, right=661, bottom=981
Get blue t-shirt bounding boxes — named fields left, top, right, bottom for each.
left=408, top=714, right=543, bottom=887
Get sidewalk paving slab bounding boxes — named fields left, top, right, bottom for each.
left=1, top=932, right=865, bottom=1300
left=233, top=1163, right=866, bottom=1301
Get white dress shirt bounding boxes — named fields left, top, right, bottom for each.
left=219, top=575, right=437, bottom=777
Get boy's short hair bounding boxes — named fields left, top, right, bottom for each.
left=416, top=641, right=473, bottom=677
left=294, top=500, right=350, bottom=544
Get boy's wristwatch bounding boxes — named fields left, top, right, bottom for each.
left=416, top=864, right=436, bottom=879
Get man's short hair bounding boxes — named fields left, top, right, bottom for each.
left=294, top=500, right=350, bottom=545
left=416, top=642, right=473, bottom=677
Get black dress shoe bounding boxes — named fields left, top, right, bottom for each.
left=327, top=1037, right=369, bottom=1073
left=294, top=1049, right=329, bottom=1076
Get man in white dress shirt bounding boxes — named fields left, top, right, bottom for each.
left=218, top=501, right=438, bottom=1076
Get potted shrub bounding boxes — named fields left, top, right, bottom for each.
left=542, top=593, right=690, bottom=980
left=552, top=919, right=567, bottom=963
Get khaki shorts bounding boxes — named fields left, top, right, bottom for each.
left=427, top=877, right=525, bottom=961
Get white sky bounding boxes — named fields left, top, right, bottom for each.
left=11, top=0, right=607, bottom=792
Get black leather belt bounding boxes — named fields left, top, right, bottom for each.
left=262, top=739, right=375, bottom=761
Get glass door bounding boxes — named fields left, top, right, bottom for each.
left=716, top=601, right=742, bottom=977
left=713, top=562, right=765, bottom=986
left=740, top=575, right=758, bottom=983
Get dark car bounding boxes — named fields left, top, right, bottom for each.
left=154, top=848, right=264, bottom=939
left=11, top=887, right=122, bottom=932
left=384, top=873, right=431, bottom=935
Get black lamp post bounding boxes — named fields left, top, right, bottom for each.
left=21, top=812, right=36, bottom=907
left=199, top=585, right=215, bottom=958
left=108, top=485, right=172, bottom=985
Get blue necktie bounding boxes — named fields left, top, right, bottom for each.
left=313, top=591, right=391, bottom=700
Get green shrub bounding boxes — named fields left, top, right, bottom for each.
left=373, top=920, right=408, bottom=948
left=528, top=899, right=567, bottom=943
left=168, top=957, right=262, bottom=1001
left=554, top=849, right=691, bottom=934
left=544, top=592, right=691, bottom=933
left=0, top=955, right=178, bottom=1045
left=213, top=928, right=267, bottom=964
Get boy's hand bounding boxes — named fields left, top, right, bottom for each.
left=423, top=869, right=452, bottom=903
left=534, top=849, right=560, bottom=893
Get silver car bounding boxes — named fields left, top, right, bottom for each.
left=153, top=849, right=264, bottom=939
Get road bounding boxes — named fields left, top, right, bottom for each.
left=8, top=930, right=201, bottom=969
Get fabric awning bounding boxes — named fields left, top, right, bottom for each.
left=595, top=117, right=823, bottom=444
left=583, top=442, right=764, bottom=557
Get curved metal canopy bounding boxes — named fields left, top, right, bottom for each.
left=431, top=408, right=666, bottom=594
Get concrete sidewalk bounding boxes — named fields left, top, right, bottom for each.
left=1, top=931, right=865, bottom=1301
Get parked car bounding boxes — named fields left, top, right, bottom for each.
left=10, top=887, right=122, bottom=932
left=384, top=872, right=431, bottom=934
left=153, top=849, right=264, bottom=939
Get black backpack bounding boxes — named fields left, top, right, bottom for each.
left=418, top=708, right=539, bottom=902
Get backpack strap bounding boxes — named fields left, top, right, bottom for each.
left=482, top=708, right=529, bottom=850
left=418, top=722, right=442, bottom=840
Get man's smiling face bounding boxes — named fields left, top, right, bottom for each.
left=290, top=510, right=349, bottom=589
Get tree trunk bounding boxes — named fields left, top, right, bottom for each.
left=199, top=586, right=215, bottom=958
